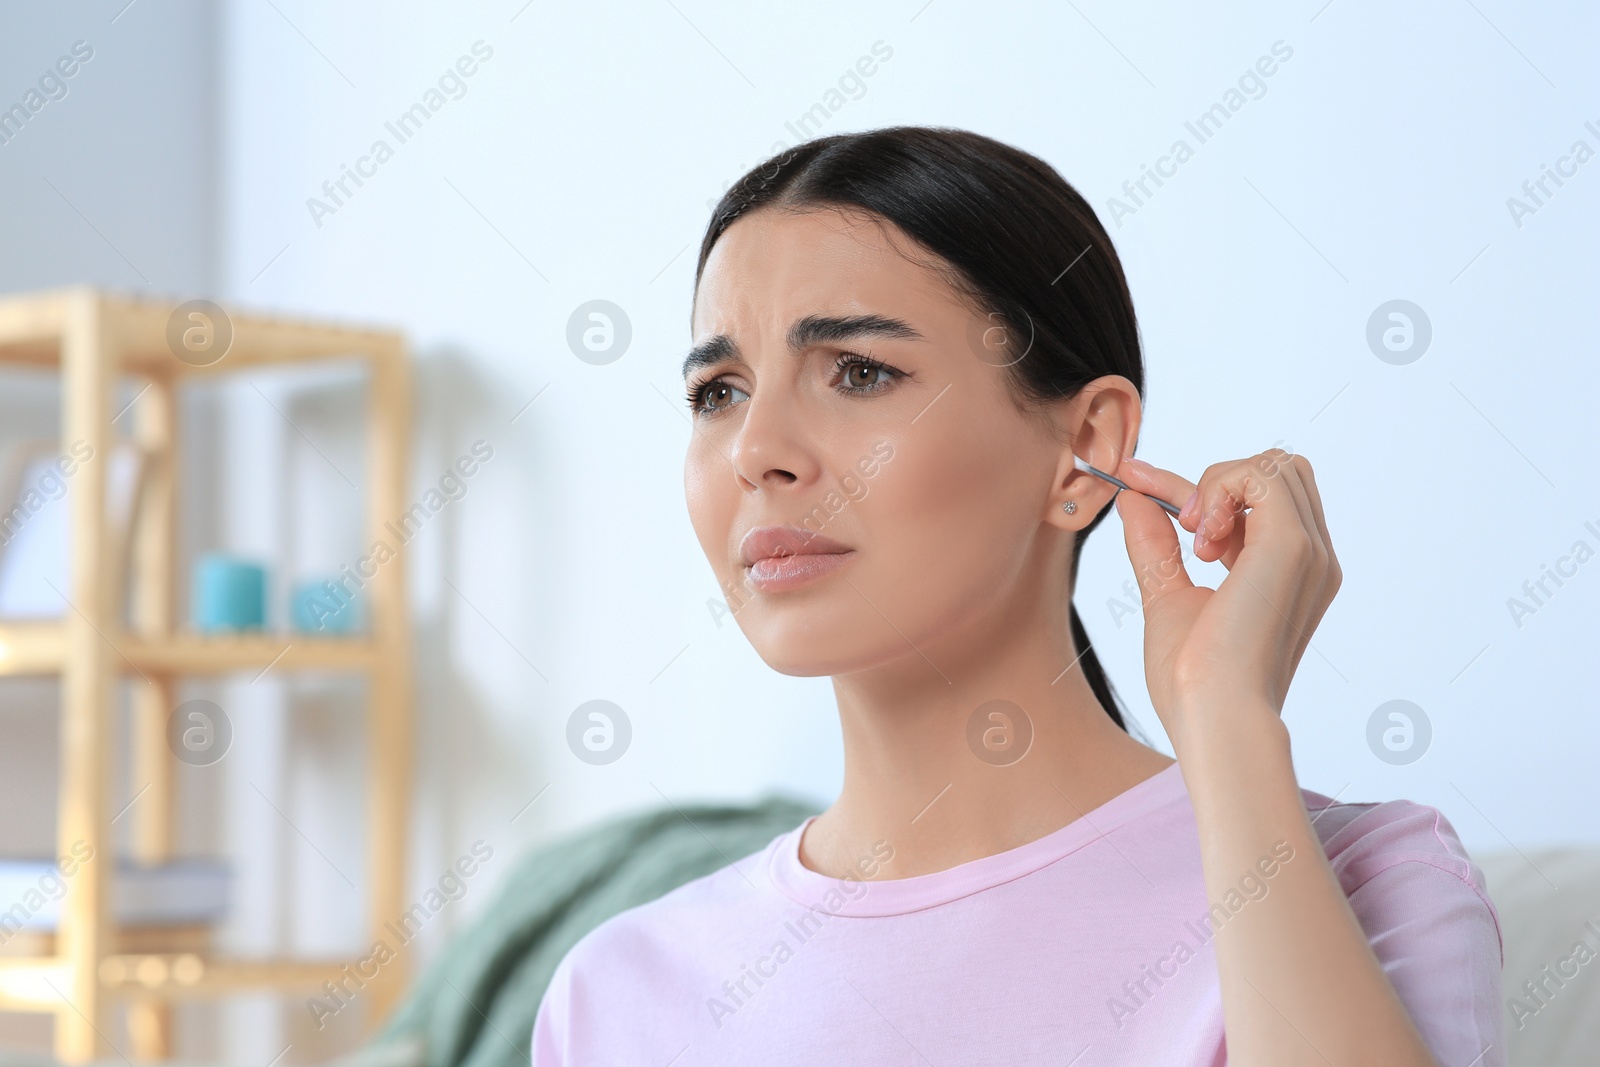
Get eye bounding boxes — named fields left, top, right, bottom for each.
left=833, top=352, right=901, bottom=394
left=685, top=352, right=904, bottom=418
left=686, top=377, right=749, bottom=417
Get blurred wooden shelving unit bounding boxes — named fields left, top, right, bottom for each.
left=0, top=288, right=413, bottom=1062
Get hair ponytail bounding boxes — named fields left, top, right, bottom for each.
left=1070, top=606, right=1126, bottom=733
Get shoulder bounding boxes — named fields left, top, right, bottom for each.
left=1300, top=786, right=1505, bottom=965
left=1295, top=788, right=1509, bottom=1064
left=577, top=853, right=761, bottom=963
left=534, top=827, right=794, bottom=1035
left=1301, top=786, right=1486, bottom=891
left=530, top=823, right=801, bottom=1064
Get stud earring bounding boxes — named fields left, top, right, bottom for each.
left=1061, top=500, right=1077, bottom=514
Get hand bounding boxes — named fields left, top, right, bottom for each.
left=1111, top=449, right=1342, bottom=752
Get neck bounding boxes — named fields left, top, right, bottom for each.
left=801, top=598, right=1175, bottom=881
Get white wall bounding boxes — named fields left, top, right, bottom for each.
left=218, top=0, right=1600, bottom=871
left=4, top=0, right=1597, bottom=1058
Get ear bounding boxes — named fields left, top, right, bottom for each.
left=1042, top=374, right=1143, bottom=531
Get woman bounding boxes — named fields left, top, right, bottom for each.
left=531, top=127, right=1504, bottom=1065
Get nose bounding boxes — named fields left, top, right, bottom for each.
left=727, top=387, right=824, bottom=494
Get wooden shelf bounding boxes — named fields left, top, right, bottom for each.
left=101, top=955, right=355, bottom=998
left=0, top=624, right=380, bottom=676
left=0, top=286, right=406, bottom=378
left=0, top=288, right=414, bottom=1062
left=0, top=954, right=357, bottom=1010
left=0, top=923, right=212, bottom=960
left=0, top=622, right=61, bottom=675
left=122, top=633, right=381, bottom=674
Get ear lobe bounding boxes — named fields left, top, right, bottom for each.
left=1046, top=455, right=1126, bottom=530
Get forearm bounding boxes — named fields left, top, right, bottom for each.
left=1173, top=706, right=1439, bottom=1067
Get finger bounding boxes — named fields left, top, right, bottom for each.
left=1256, top=454, right=1332, bottom=588
left=1189, top=459, right=1252, bottom=548
left=1256, top=460, right=1323, bottom=658
left=1289, top=454, right=1334, bottom=556
left=1116, top=457, right=1200, bottom=531
left=1280, top=454, right=1342, bottom=623
left=1198, top=503, right=1247, bottom=569
left=1116, top=482, right=1194, bottom=611
left=1186, top=459, right=1248, bottom=566
left=1189, top=452, right=1299, bottom=548
left=1240, top=456, right=1343, bottom=684
left=1186, top=452, right=1309, bottom=583
left=1254, top=450, right=1317, bottom=544
left=1293, top=456, right=1345, bottom=637
left=1120, top=455, right=1241, bottom=566
left=1236, top=453, right=1319, bottom=583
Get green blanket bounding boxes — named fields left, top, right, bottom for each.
left=362, top=794, right=819, bottom=1066
left=0, top=795, right=820, bottom=1067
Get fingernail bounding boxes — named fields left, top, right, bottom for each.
left=1180, top=491, right=1198, bottom=522
left=1124, top=457, right=1151, bottom=470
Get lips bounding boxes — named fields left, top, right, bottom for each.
left=738, top=524, right=853, bottom=567
left=738, top=525, right=856, bottom=592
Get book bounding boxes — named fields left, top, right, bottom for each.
left=0, top=857, right=229, bottom=939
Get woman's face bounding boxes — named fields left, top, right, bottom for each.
left=684, top=205, right=1128, bottom=677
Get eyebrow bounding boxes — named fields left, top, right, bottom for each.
left=681, top=313, right=924, bottom=379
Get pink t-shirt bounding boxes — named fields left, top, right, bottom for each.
left=530, top=762, right=1506, bottom=1065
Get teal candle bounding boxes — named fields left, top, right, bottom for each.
left=192, top=555, right=267, bottom=632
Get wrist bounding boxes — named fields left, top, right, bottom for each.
left=1166, top=696, right=1291, bottom=770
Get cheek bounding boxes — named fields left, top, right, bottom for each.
left=684, top=452, right=726, bottom=555
left=856, top=415, right=1038, bottom=599
left=874, top=404, right=1023, bottom=522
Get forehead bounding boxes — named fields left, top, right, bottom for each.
left=690, top=206, right=967, bottom=338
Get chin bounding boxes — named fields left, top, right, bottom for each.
left=739, top=603, right=892, bottom=678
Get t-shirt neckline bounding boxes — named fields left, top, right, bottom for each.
left=766, top=761, right=1186, bottom=918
